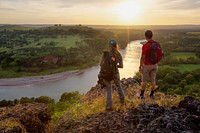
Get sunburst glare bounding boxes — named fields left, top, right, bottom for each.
left=116, top=1, right=142, bottom=22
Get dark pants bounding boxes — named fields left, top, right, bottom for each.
left=103, top=73, right=124, bottom=109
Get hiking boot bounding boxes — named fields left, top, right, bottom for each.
left=120, top=98, right=125, bottom=104
left=140, top=95, right=144, bottom=99
left=106, top=107, right=113, bottom=111
left=149, top=90, right=155, bottom=99
left=140, top=90, right=145, bottom=99
left=149, top=95, right=154, bottom=99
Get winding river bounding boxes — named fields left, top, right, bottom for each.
left=0, top=40, right=143, bottom=101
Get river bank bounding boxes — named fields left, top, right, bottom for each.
left=0, top=70, right=80, bottom=86
left=0, top=40, right=142, bottom=100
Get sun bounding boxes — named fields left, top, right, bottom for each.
left=116, top=1, right=142, bottom=22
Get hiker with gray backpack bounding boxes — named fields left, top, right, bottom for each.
left=139, top=30, right=164, bottom=99
left=98, top=39, right=125, bottom=111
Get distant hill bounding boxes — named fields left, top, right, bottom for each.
left=1, top=24, right=200, bottom=30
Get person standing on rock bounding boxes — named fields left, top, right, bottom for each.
left=99, top=39, right=125, bottom=111
left=139, top=30, right=163, bottom=99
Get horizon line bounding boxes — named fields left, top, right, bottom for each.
left=1, top=24, right=200, bottom=26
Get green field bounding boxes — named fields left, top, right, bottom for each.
left=170, top=52, right=197, bottom=59
left=175, top=64, right=200, bottom=73
left=0, top=35, right=84, bottom=53
left=32, top=35, right=84, bottom=49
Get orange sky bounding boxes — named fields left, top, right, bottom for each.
left=0, top=0, right=200, bottom=25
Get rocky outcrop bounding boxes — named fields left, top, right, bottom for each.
left=178, top=96, right=200, bottom=115
left=83, top=77, right=140, bottom=102
left=0, top=103, right=51, bottom=133
left=54, top=96, right=200, bottom=133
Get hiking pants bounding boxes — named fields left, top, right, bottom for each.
left=103, top=73, right=125, bottom=109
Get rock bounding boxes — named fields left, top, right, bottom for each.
left=54, top=96, right=200, bottom=133
left=178, top=96, right=200, bottom=115
left=184, top=115, right=200, bottom=130
left=6, top=126, right=23, bottom=133
left=0, top=103, right=51, bottom=133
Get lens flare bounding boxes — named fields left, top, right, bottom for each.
left=116, top=1, right=142, bottom=22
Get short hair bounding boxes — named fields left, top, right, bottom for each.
left=145, top=30, right=153, bottom=39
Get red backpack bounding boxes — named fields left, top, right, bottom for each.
left=148, top=42, right=164, bottom=64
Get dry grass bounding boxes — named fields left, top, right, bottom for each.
left=63, top=84, right=182, bottom=120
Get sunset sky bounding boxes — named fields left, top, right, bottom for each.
left=0, top=0, right=200, bottom=25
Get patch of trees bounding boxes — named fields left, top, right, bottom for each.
left=156, top=66, right=200, bottom=97
left=160, top=56, right=200, bottom=65
left=156, top=30, right=200, bottom=64
left=0, top=44, right=66, bottom=68
left=0, top=91, right=80, bottom=107
left=179, top=37, right=200, bottom=46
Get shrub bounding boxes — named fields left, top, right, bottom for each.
left=35, top=96, right=55, bottom=104
left=186, top=84, right=200, bottom=97
left=52, top=92, right=81, bottom=122
left=0, top=100, right=14, bottom=107
left=178, top=79, right=187, bottom=88
left=191, top=69, right=200, bottom=80
left=59, top=91, right=81, bottom=102
left=163, top=74, right=175, bottom=84
left=19, top=97, right=35, bottom=104
left=160, top=83, right=170, bottom=92
left=167, top=88, right=175, bottom=95
left=157, top=66, right=179, bottom=80
left=184, top=74, right=195, bottom=84
left=174, top=88, right=182, bottom=95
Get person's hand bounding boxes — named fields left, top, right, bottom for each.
left=111, top=56, right=116, bottom=61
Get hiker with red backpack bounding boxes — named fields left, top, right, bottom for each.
left=98, top=39, right=125, bottom=111
left=139, top=30, right=163, bottom=99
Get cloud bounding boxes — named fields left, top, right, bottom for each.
left=52, top=0, right=123, bottom=9
left=0, top=0, right=121, bottom=9
left=159, top=0, right=200, bottom=10
left=0, top=0, right=199, bottom=24
left=0, top=7, right=16, bottom=11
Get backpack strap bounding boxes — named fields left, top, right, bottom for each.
left=109, top=51, right=118, bottom=73
left=148, top=40, right=154, bottom=46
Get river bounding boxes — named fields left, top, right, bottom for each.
left=0, top=40, right=143, bottom=101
